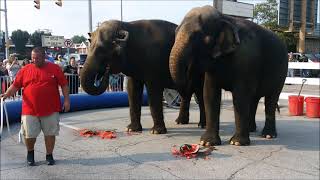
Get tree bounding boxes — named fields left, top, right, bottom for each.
left=253, top=0, right=297, bottom=52
left=30, top=30, right=51, bottom=47
left=11, top=29, right=30, bottom=55
left=253, top=0, right=278, bottom=29
left=71, top=35, right=87, bottom=44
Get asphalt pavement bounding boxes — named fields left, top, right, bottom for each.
left=1, top=94, right=319, bottom=180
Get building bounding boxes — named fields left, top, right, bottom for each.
left=278, top=0, right=320, bottom=53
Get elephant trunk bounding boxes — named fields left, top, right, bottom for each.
left=80, top=56, right=109, bottom=95
left=169, top=31, right=191, bottom=88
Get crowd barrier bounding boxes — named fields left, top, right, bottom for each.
left=285, top=62, right=320, bottom=85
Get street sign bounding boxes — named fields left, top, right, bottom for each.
left=41, top=35, right=64, bottom=47
left=64, top=39, right=73, bottom=48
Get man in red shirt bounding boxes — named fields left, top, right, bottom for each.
left=0, top=47, right=70, bottom=166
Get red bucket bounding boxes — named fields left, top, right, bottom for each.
left=288, top=95, right=304, bottom=116
left=305, top=97, right=320, bottom=118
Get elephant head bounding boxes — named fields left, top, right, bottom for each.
left=169, top=5, right=240, bottom=87
left=80, top=20, right=129, bottom=95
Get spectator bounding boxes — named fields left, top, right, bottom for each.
left=299, top=54, right=311, bottom=77
left=0, top=47, right=70, bottom=166
left=0, top=61, right=8, bottom=76
left=22, top=58, right=30, bottom=67
left=63, top=57, right=79, bottom=94
left=55, top=55, right=65, bottom=70
left=46, top=53, right=55, bottom=63
left=6, top=54, right=21, bottom=81
left=109, top=74, right=122, bottom=91
left=287, top=52, right=294, bottom=77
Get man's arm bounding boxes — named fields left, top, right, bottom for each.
left=61, top=85, right=70, bottom=112
left=0, top=85, right=19, bottom=99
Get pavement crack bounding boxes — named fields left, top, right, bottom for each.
left=227, top=147, right=283, bottom=180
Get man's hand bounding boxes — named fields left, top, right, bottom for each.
left=0, top=93, right=8, bottom=100
left=63, top=99, right=70, bottom=112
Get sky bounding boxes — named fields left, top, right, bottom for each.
left=0, top=0, right=319, bottom=39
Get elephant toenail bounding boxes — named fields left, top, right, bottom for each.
left=230, top=141, right=234, bottom=145
left=200, top=141, right=205, bottom=146
left=205, top=142, right=211, bottom=146
left=266, top=135, right=272, bottom=139
left=235, top=142, right=241, bottom=146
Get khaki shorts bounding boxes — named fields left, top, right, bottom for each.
left=21, top=112, right=60, bottom=138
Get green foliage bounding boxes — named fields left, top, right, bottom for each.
left=275, top=31, right=297, bottom=52
left=254, top=0, right=297, bottom=52
left=11, top=29, right=30, bottom=55
left=71, top=35, right=87, bottom=44
left=253, top=0, right=278, bottom=29
left=30, top=30, right=52, bottom=47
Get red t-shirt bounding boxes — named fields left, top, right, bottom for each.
left=13, top=62, right=68, bottom=116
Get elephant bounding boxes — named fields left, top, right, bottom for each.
left=169, top=6, right=288, bottom=146
left=80, top=19, right=205, bottom=134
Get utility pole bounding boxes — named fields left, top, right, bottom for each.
left=88, top=0, right=92, bottom=33
left=298, top=0, right=307, bottom=53
left=0, top=0, right=9, bottom=59
left=121, top=0, right=123, bottom=21
left=213, top=0, right=223, bottom=12
left=288, top=0, right=294, bottom=32
left=310, top=0, right=315, bottom=33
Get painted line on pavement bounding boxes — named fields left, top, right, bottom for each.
left=59, top=122, right=81, bottom=131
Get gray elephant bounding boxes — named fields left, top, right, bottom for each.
left=80, top=20, right=205, bottom=134
left=169, top=6, right=288, bottom=146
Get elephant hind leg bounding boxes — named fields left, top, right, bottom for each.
left=262, top=95, right=279, bottom=139
left=249, top=96, right=260, bottom=132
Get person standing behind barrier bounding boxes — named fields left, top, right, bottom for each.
left=0, top=61, right=8, bottom=94
left=6, top=54, right=21, bottom=81
left=0, top=47, right=70, bottom=166
left=63, top=57, right=79, bottom=94
left=22, top=58, right=30, bottom=67
left=287, top=52, right=295, bottom=77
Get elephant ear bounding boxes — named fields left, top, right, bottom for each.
left=211, top=19, right=240, bottom=59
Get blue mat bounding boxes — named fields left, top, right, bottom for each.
left=3, top=92, right=148, bottom=124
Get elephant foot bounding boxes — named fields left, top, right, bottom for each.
left=198, top=119, right=206, bottom=129
left=229, top=134, right=250, bottom=146
left=261, top=127, right=277, bottom=139
left=126, top=123, right=142, bottom=132
left=150, top=125, right=167, bottom=134
left=175, top=116, right=189, bottom=124
left=200, top=131, right=221, bottom=146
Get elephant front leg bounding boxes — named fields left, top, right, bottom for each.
left=230, top=91, right=251, bottom=146
left=175, top=95, right=190, bottom=125
left=146, top=85, right=167, bottom=134
left=200, top=73, right=221, bottom=146
left=126, top=77, right=144, bottom=132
